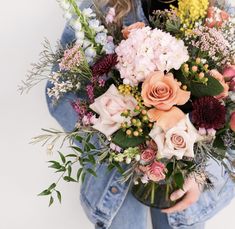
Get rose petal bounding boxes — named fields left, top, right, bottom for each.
left=147, top=107, right=185, bottom=131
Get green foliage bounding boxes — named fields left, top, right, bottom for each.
left=174, top=172, right=184, bottom=190
left=175, top=70, right=223, bottom=97
left=190, top=76, right=224, bottom=97
left=39, top=131, right=106, bottom=206
left=112, top=129, right=146, bottom=149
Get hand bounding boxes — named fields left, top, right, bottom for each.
left=162, top=175, right=204, bottom=214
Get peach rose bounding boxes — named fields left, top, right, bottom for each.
left=210, top=69, right=229, bottom=99
left=149, top=115, right=201, bottom=159
left=141, top=71, right=190, bottom=111
left=89, top=84, right=137, bottom=138
left=147, top=106, right=185, bottom=132
left=121, top=22, right=145, bottom=39
left=230, top=112, right=235, bottom=132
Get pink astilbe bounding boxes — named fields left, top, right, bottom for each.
left=86, top=84, right=95, bottom=102
left=71, top=100, right=87, bottom=117
left=59, top=44, right=83, bottom=71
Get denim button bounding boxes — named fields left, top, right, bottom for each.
left=96, top=221, right=104, bottom=227
left=111, top=186, right=118, bottom=194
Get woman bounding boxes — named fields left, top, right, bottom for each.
left=46, top=0, right=235, bottom=228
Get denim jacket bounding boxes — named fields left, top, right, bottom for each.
left=46, top=0, right=235, bottom=228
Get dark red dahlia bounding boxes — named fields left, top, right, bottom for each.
left=191, top=96, right=226, bottom=130
left=91, top=53, right=118, bottom=78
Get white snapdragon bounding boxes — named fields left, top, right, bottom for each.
left=88, top=19, right=105, bottom=33
left=85, top=46, right=96, bottom=58
left=95, top=32, right=107, bottom=46
left=82, top=8, right=96, bottom=18
left=64, top=11, right=73, bottom=20
left=59, top=0, right=70, bottom=10
left=73, top=19, right=82, bottom=31
left=82, top=39, right=92, bottom=49
left=75, top=31, right=85, bottom=40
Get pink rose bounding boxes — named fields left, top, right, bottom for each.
left=89, top=84, right=137, bottom=138
left=230, top=112, right=235, bottom=132
left=140, top=149, right=156, bottom=164
left=223, top=65, right=235, bottom=81
left=210, top=69, right=229, bottom=100
left=146, top=162, right=166, bottom=182
left=229, top=78, right=235, bottom=91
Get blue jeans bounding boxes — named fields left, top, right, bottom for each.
left=95, top=191, right=205, bottom=229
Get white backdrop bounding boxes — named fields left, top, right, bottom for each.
left=0, top=0, right=234, bottom=229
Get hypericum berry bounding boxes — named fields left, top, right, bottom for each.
left=198, top=72, right=205, bottom=79
left=196, top=57, right=201, bottom=64
left=126, top=129, right=132, bottom=136
left=192, top=66, right=198, bottom=72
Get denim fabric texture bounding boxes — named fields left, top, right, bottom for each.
left=46, top=0, right=235, bottom=228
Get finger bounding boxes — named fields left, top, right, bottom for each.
left=170, top=189, right=186, bottom=201
left=170, top=178, right=191, bottom=201
left=162, top=192, right=196, bottom=214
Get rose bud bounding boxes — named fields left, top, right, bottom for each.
left=140, top=148, right=156, bottom=165
left=229, top=78, right=235, bottom=91
left=223, top=65, right=235, bottom=81
left=230, top=112, right=235, bottom=132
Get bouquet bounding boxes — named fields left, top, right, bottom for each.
left=20, top=0, right=235, bottom=208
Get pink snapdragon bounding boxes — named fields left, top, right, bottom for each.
left=105, top=7, right=115, bottom=24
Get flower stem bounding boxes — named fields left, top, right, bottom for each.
left=151, top=182, right=155, bottom=204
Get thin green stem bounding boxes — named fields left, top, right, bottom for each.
left=151, top=182, right=155, bottom=204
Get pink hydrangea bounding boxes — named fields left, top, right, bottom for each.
left=115, top=26, right=189, bottom=86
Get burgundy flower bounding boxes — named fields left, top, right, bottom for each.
left=91, top=53, right=118, bottom=78
left=191, top=96, right=226, bottom=130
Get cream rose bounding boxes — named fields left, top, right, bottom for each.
left=149, top=114, right=201, bottom=159
left=89, top=84, right=137, bottom=138
left=141, top=71, right=190, bottom=110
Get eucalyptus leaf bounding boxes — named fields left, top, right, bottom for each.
left=58, top=152, right=66, bottom=164
left=38, top=189, right=51, bottom=196
left=56, top=190, right=62, bottom=203
left=49, top=196, right=54, bottom=207
left=86, top=168, right=97, bottom=177
left=77, top=168, right=83, bottom=181
left=63, top=176, right=77, bottom=182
